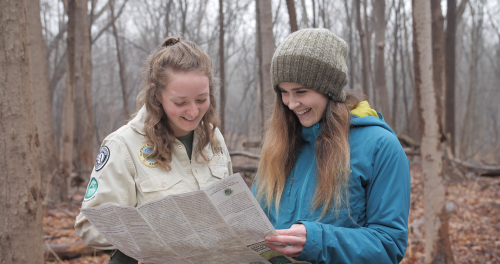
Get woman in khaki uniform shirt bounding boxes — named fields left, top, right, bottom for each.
left=75, top=37, right=232, bottom=264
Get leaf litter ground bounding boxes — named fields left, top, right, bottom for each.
left=44, top=164, right=500, bottom=263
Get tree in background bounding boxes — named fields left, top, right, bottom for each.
left=109, top=0, right=129, bottom=120
left=355, top=0, right=371, bottom=98
left=412, top=0, right=455, bottom=262
left=285, top=0, right=298, bottom=32
left=27, top=0, right=59, bottom=199
left=373, top=0, right=391, bottom=127
left=0, top=0, right=44, bottom=262
left=71, top=0, right=95, bottom=183
left=257, top=0, right=275, bottom=134
left=445, top=0, right=457, bottom=155
left=219, top=0, right=226, bottom=135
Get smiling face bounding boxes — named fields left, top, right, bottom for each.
left=278, top=82, right=329, bottom=127
left=157, top=71, right=210, bottom=137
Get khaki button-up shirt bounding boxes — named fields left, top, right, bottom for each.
left=75, top=106, right=233, bottom=249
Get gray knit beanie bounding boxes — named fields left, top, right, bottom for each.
left=271, top=28, right=349, bottom=102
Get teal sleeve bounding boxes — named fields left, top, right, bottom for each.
left=296, top=137, right=411, bottom=264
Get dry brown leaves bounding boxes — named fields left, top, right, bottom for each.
left=402, top=163, right=500, bottom=263
left=44, top=165, right=500, bottom=263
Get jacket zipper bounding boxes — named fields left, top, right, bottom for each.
left=296, top=156, right=316, bottom=222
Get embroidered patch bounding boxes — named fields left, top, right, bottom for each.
left=138, top=143, right=158, bottom=167
left=84, top=177, right=99, bottom=200
left=94, top=146, right=110, bottom=171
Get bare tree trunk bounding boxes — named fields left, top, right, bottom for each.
left=72, top=0, right=95, bottom=183
left=27, top=0, right=58, bottom=198
left=344, top=0, right=354, bottom=90
left=110, top=0, right=129, bottom=120
left=319, top=0, right=329, bottom=29
left=165, top=0, right=173, bottom=37
left=258, top=0, right=275, bottom=132
left=431, top=0, right=446, bottom=140
left=59, top=0, right=78, bottom=203
left=445, top=0, right=457, bottom=155
left=412, top=0, right=455, bottom=263
left=178, top=0, right=188, bottom=36
left=286, top=0, right=298, bottom=32
left=255, top=0, right=263, bottom=136
left=402, top=3, right=419, bottom=141
left=0, top=0, right=43, bottom=263
left=400, top=44, right=410, bottom=135
left=219, top=0, right=225, bottom=136
left=460, top=1, right=481, bottom=159
left=373, top=0, right=391, bottom=127
left=300, top=0, right=308, bottom=28
left=355, top=0, right=370, bottom=97
left=311, top=0, right=316, bottom=28
left=391, top=0, right=400, bottom=132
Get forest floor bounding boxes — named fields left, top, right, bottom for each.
left=44, top=162, right=500, bottom=264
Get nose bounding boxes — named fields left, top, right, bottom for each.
left=287, top=95, right=300, bottom=110
left=186, top=102, right=199, bottom=118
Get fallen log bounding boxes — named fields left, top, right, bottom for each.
left=451, top=158, right=500, bottom=176
left=398, top=134, right=419, bottom=148
left=403, top=147, right=420, bottom=156
left=229, top=151, right=260, bottom=160
left=44, top=240, right=106, bottom=261
left=232, top=165, right=258, bottom=173
left=242, top=141, right=261, bottom=148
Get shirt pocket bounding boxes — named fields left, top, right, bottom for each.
left=208, top=164, right=228, bottom=179
left=137, top=172, right=187, bottom=201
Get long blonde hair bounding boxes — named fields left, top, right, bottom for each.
left=255, top=91, right=364, bottom=219
left=135, top=37, right=220, bottom=171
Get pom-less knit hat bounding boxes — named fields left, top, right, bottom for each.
left=271, top=28, right=349, bottom=102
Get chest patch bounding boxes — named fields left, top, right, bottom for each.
left=84, top=177, right=99, bottom=200
left=138, top=143, right=158, bottom=167
left=94, top=146, right=110, bottom=171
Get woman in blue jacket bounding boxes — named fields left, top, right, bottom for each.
left=253, top=28, right=411, bottom=263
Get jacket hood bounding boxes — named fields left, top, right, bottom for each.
left=302, top=101, right=396, bottom=142
left=349, top=101, right=396, bottom=136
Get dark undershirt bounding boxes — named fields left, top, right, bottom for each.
left=176, top=130, right=194, bottom=161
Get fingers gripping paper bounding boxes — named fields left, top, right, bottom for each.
left=81, top=174, right=308, bottom=264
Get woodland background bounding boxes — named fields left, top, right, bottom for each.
left=1, top=0, right=500, bottom=263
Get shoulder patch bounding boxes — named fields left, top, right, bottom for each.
left=138, top=143, right=158, bottom=167
left=84, top=177, right=99, bottom=200
left=94, top=146, right=110, bottom=171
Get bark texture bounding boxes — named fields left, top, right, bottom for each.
left=258, top=0, right=275, bottom=131
left=445, top=0, right=457, bottom=154
left=71, top=0, right=95, bottom=183
left=27, top=0, right=58, bottom=198
left=355, top=0, right=370, bottom=97
left=373, top=0, right=391, bottom=127
left=431, top=0, right=446, bottom=137
left=391, top=0, right=400, bottom=130
left=286, top=0, right=298, bottom=32
left=0, top=0, right=44, bottom=262
left=109, top=0, right=129, bottom=120
left=219, top=0, right=225, bottom=136
left=412, top=0, right=455, bottom=263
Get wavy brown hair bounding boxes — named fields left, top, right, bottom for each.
left=255, top=90, right=365, bottom=219
left=135, top=37, right=220, bottom=171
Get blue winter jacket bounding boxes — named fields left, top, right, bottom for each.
left=252, top=107, right=411, bottom=264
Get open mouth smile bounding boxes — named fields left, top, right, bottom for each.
left=295, top=108, right=311, bottom=115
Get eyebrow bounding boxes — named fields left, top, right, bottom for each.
left=173, top=92, right=209, bottom=99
